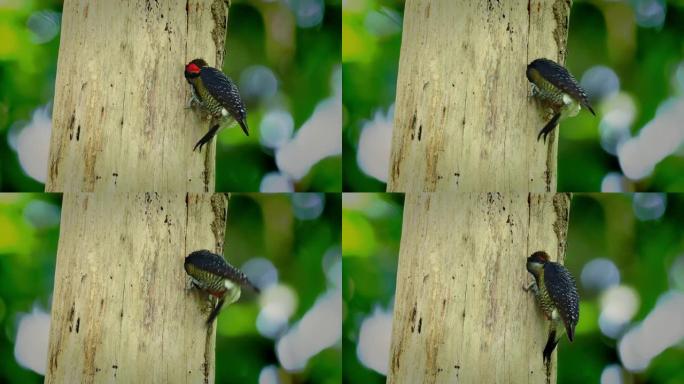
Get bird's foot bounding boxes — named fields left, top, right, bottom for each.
left=185, top=95, right=199, bottom=109
left=523, top=281, right=537, bottom=293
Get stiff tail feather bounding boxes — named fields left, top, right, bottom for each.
left=537, top=112, right=561, bottom=143
left=206, top=298, right=225, bottom=325
left=543, top=329, right=560, bottom=363
left=193, top=124, right=220, bottom=152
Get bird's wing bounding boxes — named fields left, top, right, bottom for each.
left=543, top=262, right=580, bottom=341
left=186, top=250, right=260, bottom=293
left=199, top=67, right=247, bottom=120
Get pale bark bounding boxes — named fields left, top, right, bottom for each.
left=46, top=0, right=231, bottom=192
left=388, top=193, right=571, bottom=384
left=387, top=0, right=572, bottom=192
left=46, top=193, right=228, bottom=383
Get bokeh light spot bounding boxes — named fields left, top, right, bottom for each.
left=291, top=193, right=325, bottom=220
left=275, top=68, right=342, bottom=181
left=364, top=8, right=401, bottom=37
left=618, top=291, right=684, bottom=372
left=633, top=0, right=666, bottom=28
left=260, top=110, right=294, bottom=149
left=27, top=10, right=61, bottom=44
left=632, top=193, right=666, bottom=221
left=581, top=258, right=621, bottom=293
left=242, top=257, right=279, bottom=290
left=600, top=364, right=624, bottom=384
left=357, top=106, right=393, bottom=183
left=240, top=65, right=279, bottom=102
left=357, top=305, right=393, bottom=375
left=618, top=99, right=684, bottom=181
left=276, top=289, right=341, bottom=371
left=287, top=0, right=324, bottom=28
left=258, top=365, right=281, bottom=384
left=260, top=172, right=294, bottom=193
left=581, top=65, right=620, bottom=103
left=600, top=172, right=628, bottom=192
left=23, top=200, right=60, bottom=229
left=15, top=104, right=52, bottom=183
left=599, top=285, right=639, bottom=339
left=257, top=284, right=298, bottom=339
left=14, top=306, right=50, bottom=375
left=599, top=92, right=635, bottom=155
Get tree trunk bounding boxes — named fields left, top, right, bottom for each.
left=46, top=0, right=231, bottom=192
left=387, top=0, right=571, bottom=192
left=46, top=193, right=227, bottom=383
left=388, top=192, right=571, bottom=383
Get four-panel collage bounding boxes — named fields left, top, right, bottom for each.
left=1, top=1, right=683, bottom=383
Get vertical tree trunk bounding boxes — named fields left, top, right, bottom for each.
left=46, top=0, right=231, bottom=192
left=387, top=0, right=571, bottom=192
left=388, top=193, right=571, bottom=383
left=46, top=193, right=227, bottom=383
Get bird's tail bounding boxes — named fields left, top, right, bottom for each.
left=238, top=119, right=249, bottom=136
left=193, top=124, right=220, bottom=152
left=543, top=324, right=567, bottom=363
left=537, top=112, right=561, bottom=143
left=543, top=329, right=559, bottom=364
left=240, top=276, right=260, bottom=294
left=206, top=297, right=225, bottom=325
left=583, top=102, right=596, bottom=116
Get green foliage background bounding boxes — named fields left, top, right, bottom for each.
left=342, top=192, right=404, bottom=383
left=0, top=193, right=341, bottom=384
left=343, top=193, right=684, bottom=384
left=342, top=0, right=684, bottom=192
left=0, top=0, right=341, bottom=192
left=0, top=194, right=60, bottom=383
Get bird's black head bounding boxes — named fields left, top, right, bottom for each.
left=526, top=251, right=550, bottom=275
left=184, top=58, right=208, bottom=80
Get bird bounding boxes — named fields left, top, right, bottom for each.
left=524, top=250, right=580, bottom=363
left=184, top=58, right=249, bottom=151
left=184, top=249, right=259, bottom=325
left=526, top=58, right=595, bottom=142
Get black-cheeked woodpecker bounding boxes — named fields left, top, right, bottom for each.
left=527, top=58, right=595, bottom=142
left=184, top=249, right=259, bottom=325
left=525, top=250, right=580, bottom=363
left=184, top=58, right=249, bottom=151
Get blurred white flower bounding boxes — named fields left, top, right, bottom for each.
left=357, top=305, right=393, bottom=375
left=15, top=104, right=52, bottom=183
left=618, top=99, right=684, bottom=181
left=276, top=289, right=341, bottom=371
left=260, top=172, right=294, bottom=192
left=357, top=106, right=394, bottom=182
left=275, top=68, right=342, bottom=180
left=14, top=306, right=51, bottom=375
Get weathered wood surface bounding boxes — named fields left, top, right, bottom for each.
left=46, top=193, right=228, bottom=383
left=388, top=0, right=572, bottom=192
left=46, top=0, right=231, bottom=192
left=388, top=193, right=571, bottom=384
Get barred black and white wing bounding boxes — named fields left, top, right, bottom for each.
left=527, top=58, right=595, bottom=115
left=199, top=67, right=249, bottom=135
left=185, top=250, right=260, bottom=293
left=543, top=262, right=580, bottom=341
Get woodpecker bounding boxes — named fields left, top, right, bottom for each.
left=184, top=58, right=249, bottom=151
left=184, top=249, right=260, bottom=325
left=524, top=251, right=579, bottom=363
left=526, top=58, right=595, bottom=142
